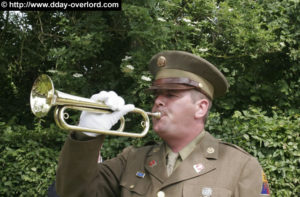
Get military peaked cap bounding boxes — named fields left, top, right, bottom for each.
left=149, top=50, right=229, bottom=99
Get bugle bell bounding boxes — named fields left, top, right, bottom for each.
left=30, top=74, right=160, bottom=138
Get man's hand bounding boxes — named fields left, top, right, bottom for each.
left=78, top=91, right=134, bottom=137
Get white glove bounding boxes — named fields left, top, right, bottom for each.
left=78, top=91, right=134, bottom=137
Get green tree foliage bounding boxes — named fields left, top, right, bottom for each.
left=0, top=122, right=66, bottom=196
left=0, top=0, right=299, bottom=196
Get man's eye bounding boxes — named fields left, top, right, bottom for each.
left=166, top=93, right=176, bottom=98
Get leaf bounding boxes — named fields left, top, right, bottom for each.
left=243, top=134, right=250, bottom=141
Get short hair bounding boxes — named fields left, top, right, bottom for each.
left=189, top=89, right=212, bottom=123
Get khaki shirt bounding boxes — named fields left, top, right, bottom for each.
left=165, top=131, right=206, bottom=170
left=56, top=132, right=271, bottom=197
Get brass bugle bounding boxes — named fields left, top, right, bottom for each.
left=30, top=74, right=161, bottom=138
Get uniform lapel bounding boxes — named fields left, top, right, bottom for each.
left=145, top=144, right=168, bottom=183
left=161, top=132, right=219, bottom=188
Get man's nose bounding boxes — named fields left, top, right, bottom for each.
left=154, top=95, right=165, bottom=107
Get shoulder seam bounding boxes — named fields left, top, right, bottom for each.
left=219, top=141, right=252, bottom=156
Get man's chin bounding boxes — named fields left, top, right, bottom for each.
left=153, top=125, right=161, bottom=134
left=153, top=125, right=167, bottom=135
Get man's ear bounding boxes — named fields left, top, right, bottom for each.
left=194, top=99, right=209, bottom=119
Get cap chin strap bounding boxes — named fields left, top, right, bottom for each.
left=151, top=77, right=213, bottom=100
left=155, top=69, right=214, bottom=99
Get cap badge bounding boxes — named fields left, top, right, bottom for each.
left=157, top=56, right=166, bottom=67
left=193, top=163, right=205, bottom=173
left=202, top=187, right=212, bottom=197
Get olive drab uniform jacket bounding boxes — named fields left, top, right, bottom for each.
left=56, top=132, right=270, bottom=197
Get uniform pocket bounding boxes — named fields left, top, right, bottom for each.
left=120, top=178, right=150, bottom=196
left=183, top=184, right=232, bottom=197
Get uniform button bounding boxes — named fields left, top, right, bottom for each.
left=199, top=82, right=203, bottom=88
left=207, top=147, right=215, bottom=154
left=129, top=185, right=135, bottom=189
left=157, top=191, right=165, bottom=197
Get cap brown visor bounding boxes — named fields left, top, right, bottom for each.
left=149, top=78, right=199, bottom=90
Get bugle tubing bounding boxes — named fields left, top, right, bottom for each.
left=30, top=74, right=161, bottom=138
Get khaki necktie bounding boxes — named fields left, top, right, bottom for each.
left=167, top=152, right=179, bottom=176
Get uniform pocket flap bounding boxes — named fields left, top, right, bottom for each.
left=184, top=184, right=232, bottom=197
left=120, top=176, right=150, bottom=195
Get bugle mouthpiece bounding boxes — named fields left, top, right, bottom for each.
left=147, top=112, right=161, bottom=119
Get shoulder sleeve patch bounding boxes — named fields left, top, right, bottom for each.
left=261, top=171, right=270, bottom=195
